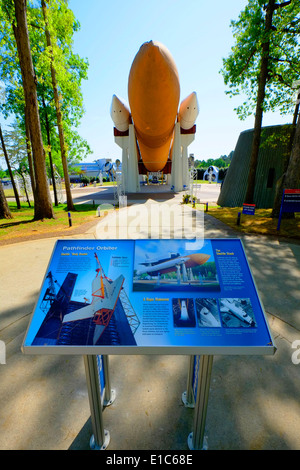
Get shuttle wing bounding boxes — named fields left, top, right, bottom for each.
left=63, top=275, right=125, bottom=323
left=62, top=299, right=104, bottom=323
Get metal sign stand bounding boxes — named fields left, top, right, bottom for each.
left=84, top=355, right=110, bottom=450
left=187, top=355, right=214, bottom=450
left=102, top=355, right=116, bottom=407
left=87, top=352, right=214, bottom=451
left=182, top=355, right=196, bottom=408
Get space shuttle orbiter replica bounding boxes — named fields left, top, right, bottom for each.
left=110, top=40, right=199, bottom=192
left=62, top=253, right=125, bottom=344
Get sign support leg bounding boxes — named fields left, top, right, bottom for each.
left=84, top=355, right=110, bottom=450
left=188, top=355, right=213, bottom=450
left=277, top=205, right=283, bottom=231
left=182, top=355, right=195, bottom=408
left=102, top=355, right=116, bottom=406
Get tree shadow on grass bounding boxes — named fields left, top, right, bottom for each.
left=0, top=218, right=34, bottom=229
left=62, top=203, right=96, bottom=213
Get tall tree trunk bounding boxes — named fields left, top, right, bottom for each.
left=41, top=95, right=58, bottom=206
left=244, top=0, right=276, bottom=204
left=41, top=0, right=74, bottom=211
left=24, top=104, right=36, bottom=197
left=0, top=179, right=12, bottom=219
left=272, top=103, right=299, bottom=218
left=12, top=0, right=54, bottom=220
left=283, top=112, right=300, bottom=189
left=0, top=124, right=21, bottom=209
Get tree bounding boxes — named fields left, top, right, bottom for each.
left=272, top=86, right=300, bottom=217
left=41, top=0, right=74, bottom=211
left=221, top=0, right=300, bottom=204
left=0, top=179, right=12, bottom=218
left=0, top=0, right=89, bottom=215
left=8, top=0, right=54, bottom=220
left=40, top=89, right=59, bottom=206
left=1, top=120, right=34, bottom=208
left=272, top=104, right=300, bottom=216
left=0, top=84, right=22, bottom=209
left=284, top=112, right=300, bottom=189
left=24, top=104, right=36, bottom=196
left=0, top=123, right=21, bottom=208
left=244, top=0, right=278, bottom=204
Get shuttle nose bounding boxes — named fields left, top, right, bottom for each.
left=110, top=94, right=120, bottom=120
left=179, top=92, right=199, bottom=130
left=138, top=40, right=168, bottom=65
left=110, top=94, right=118, bottom=110
left=110, top=94, right=130, bottom=132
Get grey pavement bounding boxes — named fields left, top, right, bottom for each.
left=0, top=196, right=300, bottom=451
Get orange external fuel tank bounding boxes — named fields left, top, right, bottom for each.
left=128, top=41, right=180, bottom=172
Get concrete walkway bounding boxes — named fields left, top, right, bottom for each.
left=0, top=200, right=299, bottom=450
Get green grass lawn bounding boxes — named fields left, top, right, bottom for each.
left=2, top=198, right=299, bottom=244
left=200, top=205, right=300, bottom=239
left=0, top=202, right=111, bottom=242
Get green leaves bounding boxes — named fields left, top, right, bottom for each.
left=220, top=0, right=300, bottom=120
left=0, top=0, right=90, bottom=170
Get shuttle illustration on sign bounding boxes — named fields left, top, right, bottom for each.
left=110, top=40, right=199, bottom=192
left=179, top=300, right=189, bottom=322
left=199, top=307, right=220, bottom=327
left=136, top=252, right=210, bottom=277
left=63, top=253, right=125, bottom=344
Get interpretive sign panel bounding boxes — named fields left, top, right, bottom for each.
left=277, top=189, right=300, bottom=230
left=22, top=239, right=276, bottom=356
left=242, top=204, right=255, bottom=215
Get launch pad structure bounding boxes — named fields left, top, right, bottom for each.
left=112, top=121, right=198, bottom=195
left=35, top=260, right=140, bottom=348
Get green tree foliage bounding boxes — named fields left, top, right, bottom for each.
left=0, top=0, right=90, bottom=216
left=221, top=0, right=300, bottom=119
left=221, top=0, right=300, bottom=205
left=195, top=152, right=234, bottom=169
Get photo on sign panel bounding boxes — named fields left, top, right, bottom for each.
left=195, top=298, right=221, bottom=328
left=218, top=298, right=257, bottom=328
left=132, top=239, right=220, bottom=292
left=172, top=298, right=196, bottom=328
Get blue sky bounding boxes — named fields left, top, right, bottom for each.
left=69, top=0, right=291, bottom=163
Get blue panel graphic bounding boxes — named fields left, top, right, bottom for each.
left=22, top=239, right=276, bottom=356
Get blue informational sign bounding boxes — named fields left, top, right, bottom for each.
left=277, top=189, right=300, bottom=230
left=22, top=238, right=276, bottom=356
left=242, top=204, right=256, bottom=215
